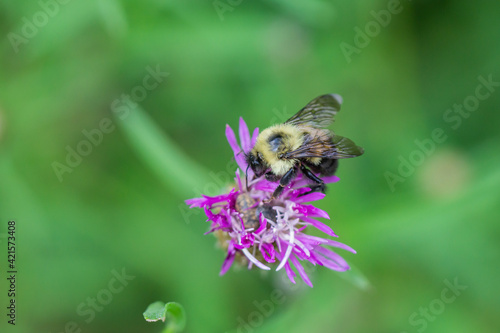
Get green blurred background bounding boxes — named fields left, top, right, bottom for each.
left=1, top=0, right=499, bottom=332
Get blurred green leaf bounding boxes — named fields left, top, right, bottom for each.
left=143, top=301, right=186, bottom=333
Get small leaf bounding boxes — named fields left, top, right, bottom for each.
left=143, top=301, right=186, bottom=333
left=164, top=302, right=186, bottom=331
left=143, top=301, right=167, bottom=322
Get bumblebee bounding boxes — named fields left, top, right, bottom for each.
left=246, top=94, right=364, bottom=200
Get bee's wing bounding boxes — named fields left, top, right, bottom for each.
left=283, top=134, right=364, bottom=159
left=285, top=94, right=342, bottom=128
left=326, top=135, right=364, bottom=158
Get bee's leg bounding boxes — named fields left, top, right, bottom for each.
left=299, top=165, right=326, bottom=194
left=265, top=167, right=297, bottom=202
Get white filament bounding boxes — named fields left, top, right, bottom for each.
left=242, top=248, right=270, bottom=270
left=276, top=223, right=295, bottom=271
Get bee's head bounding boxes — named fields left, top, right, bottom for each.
left=246, top=150, right=267, bottom=177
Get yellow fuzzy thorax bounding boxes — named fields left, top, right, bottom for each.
left=253, top=124, right=304, bottom=176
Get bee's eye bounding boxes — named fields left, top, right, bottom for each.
left=268, top=134, right=283, bottom=152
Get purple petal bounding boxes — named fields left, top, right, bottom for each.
left=293, top=192, right=325, bottom=203
left=220, top=244, right=236, bottom=276
left=203, top=206, right=217, bottom=222
left=290, top=242, right=310, bottom=260
left=299, top=234, right=354, bottom=253
left=295, top=204, right=330, bottom=219
left=240, top=234, right=255, bottom=248
left=219, top=253, right=235, bottom=275
left=323, top=239, right=356, bottom=253
left=252, top=179, right=277, bottom=192
left=203, top=189, right=237, bottom=205
left=260, top=243, right=276, bottom=263
left=254, top=213, right=267, bottom=234
left=292, top=179, right=311, bottom=189
left=314, top=246, right=350, bottom=271
left=285, top=262, right=296, bottom=284
left=185, top=189, right=237, bottom=208
left=226, top=124, right=247, bottom=171
left=243, top=164, right=255, bottom=186
left=184, top=197, right=205, bottom=208
left=322, top=175, right=340, bottom=184
left=291, top=173, right=315, bottom=188
left=239, top=165, right=257, bottom=190
left=288, top=187, right=311, bottom=199
left=297, top=234, right=330, bottom=246
left=220, top=208, right=234, bottom=228
left=225, top=124, right=240, bottom=156
left=205, top=225, right=231, bottom=235
left=238, top=214, right=246, bottom=231
left=239, top=117, right=251, bottom=153
left=235, top=156, right=248, bottom=173
left=290, top=255, right=313, bottom=287
left=301, top=216, right=337, bottom=237
left=251, top=127, right=259, bottom=148
left=236, top=170, right=243, bottom=191
left=292, top=174, right=339, bottom=189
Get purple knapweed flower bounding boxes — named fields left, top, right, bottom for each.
left=185, top=118, right=355, bottom=287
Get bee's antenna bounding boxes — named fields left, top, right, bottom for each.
left=245, top=164, right=250, bottom=191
